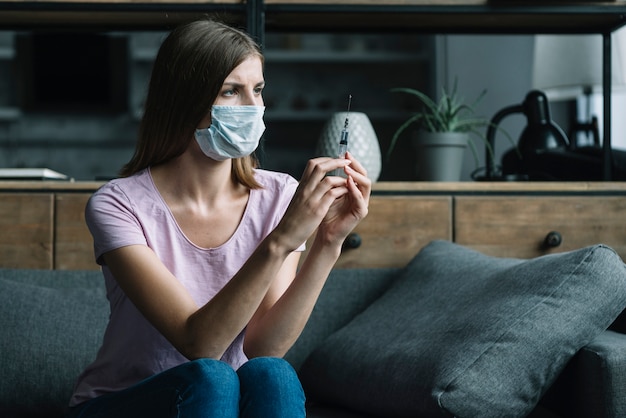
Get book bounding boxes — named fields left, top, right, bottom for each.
left=0, top=168, right=70, bottom=181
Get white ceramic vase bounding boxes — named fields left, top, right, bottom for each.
left=316, top=112, right=382, bottom=181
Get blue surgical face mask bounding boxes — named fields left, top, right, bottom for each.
left=194, top=105, right=266, bottom=161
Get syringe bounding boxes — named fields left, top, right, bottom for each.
left=337, top=95, right=352, bottom=158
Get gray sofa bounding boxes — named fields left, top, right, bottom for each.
left=1, top=240, right=625, bottom=418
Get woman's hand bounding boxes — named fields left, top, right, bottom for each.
left=271, top=156, right=353, bottom=252
left=317, top=152, right=371, bottom=246
left=244, top=154, right=370, bottom=357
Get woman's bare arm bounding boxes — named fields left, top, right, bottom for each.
left=102, top=157, right=357, bottom=361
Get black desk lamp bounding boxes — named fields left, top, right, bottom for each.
left=485, top=90, right=570, bottom=180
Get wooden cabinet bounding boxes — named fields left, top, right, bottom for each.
left=338, top=182, right=626, bottom=267
left=336, top=192, right=626, bottom=268
left=2, top=181, right=626, bottom=270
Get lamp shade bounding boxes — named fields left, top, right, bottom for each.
left=316, top=112, right=381, bottom=181
left=532, top=30, right=626, bottom=101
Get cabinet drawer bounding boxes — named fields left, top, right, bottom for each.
left=332, top=195, right=452, bottom=269
left=0, top=193, right=53, bottom=269
left=455, top=196, right=626, bottom=259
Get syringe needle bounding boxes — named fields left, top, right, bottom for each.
left=337, top=94, right=351, bottom=159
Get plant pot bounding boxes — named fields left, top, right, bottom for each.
left=413, top=131, right=468, bottom=181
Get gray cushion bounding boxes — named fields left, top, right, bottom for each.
left=0, top=269, right=107, bottom=417
left=285, top=268, right=399, bottom=371
left=299, top=240, right=626, bottom=418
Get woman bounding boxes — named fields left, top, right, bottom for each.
left=66, top=18, right=370, bottom=418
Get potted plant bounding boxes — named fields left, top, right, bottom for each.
left=389, top=80, right=505, bottom=181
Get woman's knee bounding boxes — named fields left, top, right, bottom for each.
left=169, top=358, right=240, bottom=402
left=237, top=357, right=300, bottom=386
left=65, top=359, right=240, bottom=418
left=173, top=359, right=240, bottom=415
left=179, top=358, right=239, bottom=391
left=238, top=357, right=305, bottom=418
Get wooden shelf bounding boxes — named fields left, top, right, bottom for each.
left=0, top=1, right=246, bottom=30
left=264, top=2, right=626, bottom=34
left=0, top=181, right=104, bottom=192
left=0, top=1, right=625, bottom=33
left=2, top=180, right=626, bottom=194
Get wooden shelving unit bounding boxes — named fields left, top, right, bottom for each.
left=0, top=2, right=624, bottom=34
left=0, top=0, right=625, bottom=178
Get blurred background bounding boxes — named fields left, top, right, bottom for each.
left=0, top=28, right=623, bottom=181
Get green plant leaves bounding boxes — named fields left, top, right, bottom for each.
left=388, top=80, right=516, bottom=169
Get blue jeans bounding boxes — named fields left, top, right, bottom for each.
left=66, top=357, right=306, bottom=418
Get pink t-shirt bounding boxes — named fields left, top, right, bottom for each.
left=70, top=168, right=300, bottom=406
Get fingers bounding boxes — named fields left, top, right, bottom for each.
left=296, top=153, right=371, bottom=220
left=295, top=158, right=352, bottom=209
left=300, top=157, right=351, bottom=185
left=292, top=158, right=351, bottom=221
left=298, top=153, right=371, bottom=206
left=344, top=151, right=366, bottom=176
left=344, top=152, right=372, bottom=202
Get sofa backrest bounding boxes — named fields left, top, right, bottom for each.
left=0, top=268, right=107, bottom=417
left=285, top=268, right=400, bottom=370
left=0, top=266, right=400, bottom=416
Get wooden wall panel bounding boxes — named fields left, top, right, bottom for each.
left=0, top=193, right=53, bottom=269
left=54, top=193, right=99, bottom=270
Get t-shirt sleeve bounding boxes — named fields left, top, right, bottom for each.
left=278, top=174, right=306, bottom=252
left=85, top=183, right=148, bottom=265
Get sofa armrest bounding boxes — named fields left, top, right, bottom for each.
left=540, top=330, right=626, bottom=418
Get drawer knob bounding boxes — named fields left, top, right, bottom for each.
left=544, top=231, right=563, bottom=248
left=343, top=232, right=362, bottom=249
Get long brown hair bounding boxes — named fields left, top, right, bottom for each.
left=120, top=19, right=263, bottom=189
